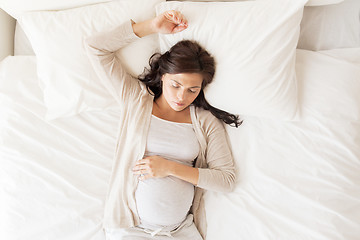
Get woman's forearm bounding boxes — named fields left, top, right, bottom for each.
left=168, top=161, right=199, bottom=186
left=131, top=19, right=156, bottom=38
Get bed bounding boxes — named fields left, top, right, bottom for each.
left=0, top=0, right=359, bottom=239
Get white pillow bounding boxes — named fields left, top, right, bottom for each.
left=166, top=0, right=344, bottom=6
left=305, top=0, right=344, bottom=6
left=319, top=47, right=360, bottom=65
left=14, top=21, right=35, bottom=55
left=298, top=0, right=360, bottom=51
left=296, top=49, right=360, bottom=121
left=0, top=0, right=111, bottom=19
left=0, top=56, right=46, bottom=118
left=157, top=0, right=306, bottom=120
left=18, top=0, right=164, bottom=120
left=0, top=8, right=15, bottom=62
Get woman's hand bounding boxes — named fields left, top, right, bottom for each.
left=152, top=10, right=188, bottom=34
left=132, top=10, right=188, bottom=38
left=133, top=155, right=172, bottom=180
left=133, top=155, right=199, bottom=185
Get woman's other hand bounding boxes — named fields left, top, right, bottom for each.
left=152, top=10, right=188, bottom=34
left=132, top=10, right=188, bottom=38
left=133, top=155, right=172, bottom=180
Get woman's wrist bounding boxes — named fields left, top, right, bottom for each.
left=168, top=161, right=199, bottom=186
left=132, top=19, right=157, bottom=38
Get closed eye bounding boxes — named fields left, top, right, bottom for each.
left=189, top=89, right=197, bottom=93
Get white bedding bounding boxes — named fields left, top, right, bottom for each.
left=11, top=0, right=360, bottom=56
left=0, top=57, right=118, bottom=239
left=1, top=0, right=360, bottom=239
left=206, top=49, right=360, bottom=239
left=1, top=48, right=359, bottom=239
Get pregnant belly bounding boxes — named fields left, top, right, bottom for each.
left=135, top=176, right=195, bottom=227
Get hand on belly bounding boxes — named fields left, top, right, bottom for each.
left=133, top=155, right=172, bottom=181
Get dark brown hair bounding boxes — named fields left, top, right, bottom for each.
left=138, top=40, right=242, bottom=128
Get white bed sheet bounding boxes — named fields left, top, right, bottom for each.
left=1, top=50, right=360, bottom=240
left=0, top=104, right=117, bottom=240
left=206, top=117, right=360, bottom=239
left=0, top=57, right=118, bottom=239
left=204, top=48, right=360, bottom=240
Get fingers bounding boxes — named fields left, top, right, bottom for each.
left=132, top=166, right=147, bottom=172
left=164, top=10, right=188, bottom=27
left=132, top=159, right=148, bottom=172
left=132, top=158, right=149, bottom=180
left=132, top=156, right=168, bottom=180
left=132, top=165, right=148, bottom=180
left=134, top=158, right=149, bottom=165
left=153, top=10, right=188, bottom=34
left=173, top=25, right=188, bottom=33
left=139, top=173, right=149, bottom=181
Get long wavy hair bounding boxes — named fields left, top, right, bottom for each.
left=138, top=40, right=242, bottom=128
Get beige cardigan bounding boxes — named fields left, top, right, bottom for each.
left=84, top=20, right=236, bottom=239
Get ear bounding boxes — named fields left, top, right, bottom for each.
left=161, top=73, right=167, bottom=81
left=160, top=74, right=165, bottom=88
left=161, top=73, right=169, bottom=84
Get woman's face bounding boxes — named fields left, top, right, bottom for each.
left=161, top=73, right=203, bottom=112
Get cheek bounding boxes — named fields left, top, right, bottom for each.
left=183, top=90, right=200, bottom=103
left=190, top=92, right=200, bottom=102
left=162, top=85, right=176, bottom=100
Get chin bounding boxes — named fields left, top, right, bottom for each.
left=171, top=104, right=188, bottom=112
left=172, top=106, right=185, bottom=112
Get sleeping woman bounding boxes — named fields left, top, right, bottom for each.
left=84, top=10, right=242, bottom=240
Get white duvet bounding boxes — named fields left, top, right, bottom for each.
left=1, top=49, right=360, bottom=240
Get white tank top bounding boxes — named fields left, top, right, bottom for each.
left=135, top=114, right=200, bottom=230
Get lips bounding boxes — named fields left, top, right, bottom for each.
left=174, top=101, right=185, bottom=107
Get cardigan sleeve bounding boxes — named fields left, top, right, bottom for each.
left=196, top=115, right=236, bottom=193
left=84, top=20, right=143, bottom=105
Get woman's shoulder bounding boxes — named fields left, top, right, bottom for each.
left=193, top=106, right=225, bottom=132
left=194, top=106, right=212, bottom=118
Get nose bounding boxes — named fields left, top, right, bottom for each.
left=177, top=89, right=185, bottom=101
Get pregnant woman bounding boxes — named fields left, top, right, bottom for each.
left=85, top=10, right=242, bottom=240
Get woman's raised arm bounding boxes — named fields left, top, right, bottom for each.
left=84, top=10, right=188, bottom=105
left=84, top=20, right=142, bottom=105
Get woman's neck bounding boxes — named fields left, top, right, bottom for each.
left=153, top=95, right=191, bottom=124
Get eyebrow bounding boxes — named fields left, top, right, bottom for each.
left=172, top=79, right=201, bottom=89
